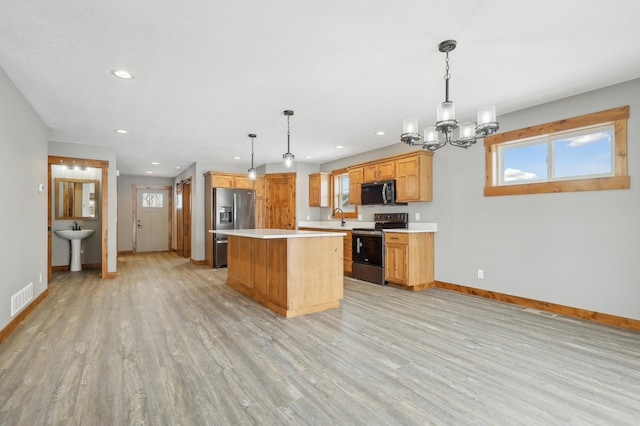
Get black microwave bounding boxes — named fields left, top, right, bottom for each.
left=360, top=180, right=406, bottom=205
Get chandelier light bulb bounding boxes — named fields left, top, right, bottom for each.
left=477, top=105, right=496, bottom=125
left=459, top=122, right=476, bottom=140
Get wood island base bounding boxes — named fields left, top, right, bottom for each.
left=225, top=232, right=344, bottom=318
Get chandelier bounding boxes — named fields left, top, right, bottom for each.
left=247, top=133, right=257, bottom=180
left=282, top=110, right=295, bottom=168
left=401, top=40, right=499, bottom=152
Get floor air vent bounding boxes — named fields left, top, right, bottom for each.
left=11, top=282, right=33, bottom=317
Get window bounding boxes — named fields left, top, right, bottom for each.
left=485, top=106, right=629, bottom=196
left=142, top=192, right=164, bottom=208
left=331, top=168, right=357, bottom=218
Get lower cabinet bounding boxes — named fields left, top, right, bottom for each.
left=299, top=228, right=352, bottom=276
left=384, top=232, right=434, bottom=290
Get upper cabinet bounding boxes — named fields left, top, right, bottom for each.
left=363, top=159, right=395, bottom=183
left=348, top=167, right=363, bottom=205
left=348, top=150, right=433, bottom=204
left=308, top=172, right=330, bottom=207
left=395, top=151, right=432, bottom=202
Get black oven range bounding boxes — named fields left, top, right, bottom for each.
left=352, top=213, right=408, bottom=285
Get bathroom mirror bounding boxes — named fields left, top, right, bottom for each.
left=55, top=178, right=99, bottom=220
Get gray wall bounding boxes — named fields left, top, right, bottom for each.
left=0, top=67, right=48, bottom=330
left=321, top=78, right=640, bottom=321
left=117, top=174, right=174, bottom=252
left=48, top=141, right=118, bottom=273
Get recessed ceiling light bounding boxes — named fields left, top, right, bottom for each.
left=115, top=129, right=128, bottom=134
left=233, top=156, right=241, bottom=160
left=151, top=162, right=160, bottom=165
left=375, top=131, right=385, bottom=136
left=335, top=145, right=344, bottom=149
left=111, top=69, right=134, bottom=79
left=146, top=171, right=153, bottom=174
left=305, top=155, right=312, bottom=159
left=175, top=166, right=181, bottom=170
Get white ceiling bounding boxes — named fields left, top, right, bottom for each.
left=2, top=1, right=640, bottom=177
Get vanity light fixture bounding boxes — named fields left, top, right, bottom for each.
left=111, top=69, right=134, bottom=79
left=401, top=40, right=499, bottom=151
left=247, top=133, right=257, bottom=181
left=282, top=110, right=295, bottom=168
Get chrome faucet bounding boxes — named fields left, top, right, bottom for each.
left=332, top=208, right=345, bottom=227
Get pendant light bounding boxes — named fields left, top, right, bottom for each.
left=401, top=40, right=499, bottom=152
left=247, top=133, right=257, bottom=180
left=282, top=110, right=295, bottom=168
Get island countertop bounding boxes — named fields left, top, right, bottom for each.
left=209, top=228, right=346, bottom=239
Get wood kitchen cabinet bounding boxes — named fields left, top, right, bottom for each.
left=384, top=231, right=434, bottom=290
left=298, top=227, right=352, bottom=276
left=308, top=172, right=330, bottom=207
left=347, top=150, right=432, bottom=203
left=395, top=151, right=433, bottom=202
left=363, top=159, right=395, bottom=182
left=348, top=167, right=363, bottom=204
left=203, top=171, right=266, bottom=267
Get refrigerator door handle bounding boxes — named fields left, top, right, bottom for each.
left=233, top=192, right=237, bottom=230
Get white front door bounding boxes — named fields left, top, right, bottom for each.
left=136, top=188, right=169, bottom=252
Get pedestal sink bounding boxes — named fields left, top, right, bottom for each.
left=55, top=229, right=95, bottom=271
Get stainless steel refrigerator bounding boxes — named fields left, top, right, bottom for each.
left=212, top=187, right=256, bottom=268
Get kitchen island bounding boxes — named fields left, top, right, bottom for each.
left=209, top=229, right=345, bottom=318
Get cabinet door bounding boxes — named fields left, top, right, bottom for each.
left=396, top=156, right=421, bottom=201
left=363, top=164, right=379, bottom=182
left=385, top=242, right=407, bottom=284
left=396, top=153, right=432, bottom=202
left=343, top=231, right=352, bottom=275
left=211, top=174, right=234, bottom=188
left=308, top=173, right=321, bottom=207
left=255, top=178, right=266, bottom=228
left=348, top=167, right=363, bottom=204
left=378, top=160, right=396, bottom=180
left=235, top=176, right=255, bottom=189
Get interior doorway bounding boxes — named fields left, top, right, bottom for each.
left=132, top=185, right=172, bottom=253
left=175, top=178, right=192, bottom=258
left=48, top=156, right=109, bottom=280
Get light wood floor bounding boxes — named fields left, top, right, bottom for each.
left=1, top=252, right=639, bottom=425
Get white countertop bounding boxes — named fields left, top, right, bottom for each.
left=210, top=229, right=347, bottom=239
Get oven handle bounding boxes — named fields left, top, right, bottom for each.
left=352, top=230, right=382, bottom=237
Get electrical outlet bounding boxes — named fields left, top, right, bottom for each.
left=358, top=215, right=362, bottom=221
left=306, top=215, right=311, bottom=221
left=477, top=269, right=484, bottom=279
left=415, top=213, right=421, bottom=221
left=327, top=214, right=331, bottom=220
left=39, top=273, right=42, bottom=284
